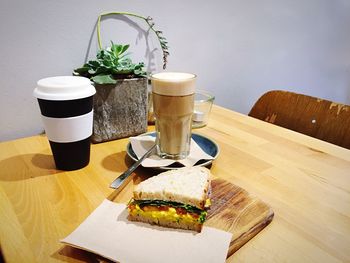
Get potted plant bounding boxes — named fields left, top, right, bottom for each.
left=73, top=12, right=169, bottom=143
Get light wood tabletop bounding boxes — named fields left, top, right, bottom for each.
left=0, top=105, right=349, bottom=263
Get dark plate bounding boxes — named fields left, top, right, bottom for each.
left=126, top=132, right=220, bottom=170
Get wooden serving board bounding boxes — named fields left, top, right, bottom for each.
left=207, top=179, right=274, bottom=257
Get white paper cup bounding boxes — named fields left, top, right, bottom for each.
left=33, top=76, right=96, bottom=170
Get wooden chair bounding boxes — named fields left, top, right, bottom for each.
left=248, top=90, right=350, bottom=149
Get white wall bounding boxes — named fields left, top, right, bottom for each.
left=1, top=0, right=350, bottom=141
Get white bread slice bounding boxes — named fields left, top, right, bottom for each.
left=133, top=166, right=211, bottom=209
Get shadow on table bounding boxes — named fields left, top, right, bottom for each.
left=0, top=249, right=5, bottom=263
left=52, top=245, right=113, bottom=263
left=0, top=153, right=62, bottom=181
left=101, top=151, right=133, bottom=172
left=103, top=151, right=158, bottom=202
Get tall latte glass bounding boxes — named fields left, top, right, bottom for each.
left=151, top=72, right=196, bottom=159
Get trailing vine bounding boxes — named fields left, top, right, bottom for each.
left=97, top=12, right=169, bottom=69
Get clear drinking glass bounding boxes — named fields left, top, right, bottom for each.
left=192, top=90, right=215, bottom=128
left=151, top=72, right=196, bottom=160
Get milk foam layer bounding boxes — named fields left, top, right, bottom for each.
left=151, top=72, right=196, bottom=96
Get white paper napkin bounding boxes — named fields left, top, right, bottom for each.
left=61, top=199, right=232, bottom=263
left=130, top=135, right=214, bottom=167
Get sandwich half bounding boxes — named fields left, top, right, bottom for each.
left=127, top=166, right=211, bottom=232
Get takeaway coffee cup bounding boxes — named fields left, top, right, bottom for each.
left=33, top=76, right=96, bottom=170
left=151, top=72, right=196, bottom=160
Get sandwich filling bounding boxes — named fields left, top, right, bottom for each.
left=128, top=199, right=210, bottom=225
left=127, top=167, right=212, bottom=232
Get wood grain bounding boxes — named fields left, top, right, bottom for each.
left=207, top=179, right=274, bottom=257
left=248, top=90, right=350, bottom=149
left=0, top=105, right=350, bottom=263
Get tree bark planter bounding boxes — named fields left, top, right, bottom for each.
left=91, top=78, right=148, bottom=143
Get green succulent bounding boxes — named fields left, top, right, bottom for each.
left=74, top=12, right=170, bottom=85
left=73, top=42, right=146, bottom=84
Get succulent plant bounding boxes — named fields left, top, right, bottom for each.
left=74, top=42, right=146, bottom=84
left=74, top=12, right=170, bottom=85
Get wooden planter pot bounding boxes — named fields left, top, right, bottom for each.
left=91, top=78, right=148, bottom=143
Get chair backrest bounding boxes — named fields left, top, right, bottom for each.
left=248, top=90, right=350, bottom=149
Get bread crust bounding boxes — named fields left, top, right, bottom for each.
left=133, top=167, right=211, bottom=209
left=128, top=213, right=203, bottom=232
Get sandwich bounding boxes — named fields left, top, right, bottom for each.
left=127, top=166, right=211, bottom=232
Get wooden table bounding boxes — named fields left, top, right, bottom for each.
left=1, top=105, right=349, bottom=263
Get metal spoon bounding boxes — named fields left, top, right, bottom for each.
left=109, top=144, right=157, bottom=189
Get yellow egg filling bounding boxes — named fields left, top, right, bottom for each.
left=205, top=198, right=211, bottom=208
left=129, top=204, right=200, bottom=224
